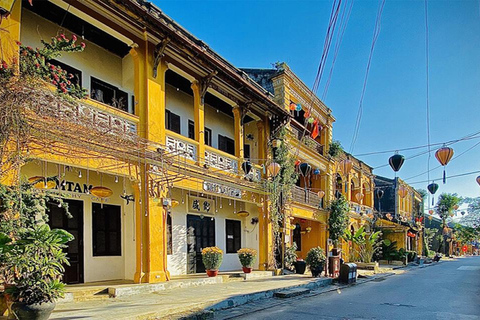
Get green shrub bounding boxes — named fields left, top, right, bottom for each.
left=305, top=247, right=326, bottom=270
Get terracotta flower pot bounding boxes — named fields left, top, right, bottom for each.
left=206, top=269, right=218, bottom=277
left=242, top=267, right=253, bottom=273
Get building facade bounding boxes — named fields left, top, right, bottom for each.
left=0, top=0, right=288, bottom=284
left=374, top=176, right=424, bottom=257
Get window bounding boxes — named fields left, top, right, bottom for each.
left=244, top=144, right=251, bottom=160
left=50, top=59, right=82, bottom=86
left=91, top=77, right=128, bottom=112
left=225, top=219, right=241, bottom=253
left=92, top=203, right=121, bottom=256
left=292, top=224, right=301, bottom=251
left=166, top=110, right=181, bottom=134
left=205, top=127, right=212, bottom=146
left=188, top=120, right=195, bottom=140
left=167, top=213, right=172, bottom=255
left=218, top=135, right=235, bottom=155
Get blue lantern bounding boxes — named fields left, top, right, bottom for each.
left=295, top=104, right=302, bottom=112
left=313, top=169, right=320, bottom=175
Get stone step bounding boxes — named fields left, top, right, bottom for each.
left=274, top=288, right=311, bottom=298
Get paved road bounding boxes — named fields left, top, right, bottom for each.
left=228, top=257, right=480, bottom=320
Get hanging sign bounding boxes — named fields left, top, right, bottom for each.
left=188, top=196, right=215, bottom=214
left=203, top=181, right=241, bottom=199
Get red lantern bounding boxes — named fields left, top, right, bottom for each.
left=435, top=147, right=454, bottom=184
left=289, top=102, right=296, bottom=111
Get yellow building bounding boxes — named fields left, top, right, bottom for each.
left=374, top=176, right=424, bottom=259
left=0, top=0, right=288, bottom=284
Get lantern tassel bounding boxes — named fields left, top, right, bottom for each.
left=432, top=196, right=434, bottom=206
left=443, top=169, right=446, bottom=184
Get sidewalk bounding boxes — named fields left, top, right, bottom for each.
left=50, top=275, right=332, bottom=320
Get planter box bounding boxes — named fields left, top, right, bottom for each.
left=379, top=260, right=405, bottom=266
left=355, top=262, right=379, bottom=273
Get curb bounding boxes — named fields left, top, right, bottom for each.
left=162, top=277, right=332, bottom=320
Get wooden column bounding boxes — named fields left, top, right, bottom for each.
left=232, top=106, right=244, bottom=159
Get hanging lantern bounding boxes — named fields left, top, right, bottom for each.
left=435, top=147, right=454, bottom=184
left=461, top=211, right=465, bottom=216
left=376, top=189, right=384, bottom=199
left=429, top=209, right=434, bottom=215
left=428, top=215, right=433, bottom=221
left=289, top=102, right=296, bottom=111
left=476, top=175, right=480, bottom=186
left=90, top=186, right=113, bottom=198
left=295, top=104, right=302, bottom=112
left=317, top=190, right=325, bottom=199
left=28, top=176, right=56, bottom=189
left=389, top=153, right=405, bottom=173
left=267, top=162, right=281, bottom=177
left=453, top=204, right=459, bottom=211
left=313, top=168, right=320, bottom=175
left=339, top=159, right=353, bottom=176
left=386, top=213, right=393, bottom=221
left=355, top=192, right=364, bottom=203
left=398, top=185, right=408, bottom=199
left=241, top=161, right=252, bottom=175
left=427, top=182, right=439, bottom=206
left=237, top=210, right=250, bottom=218
left=171, top=199, right=180, bottom=208
left=308, top=117, right=315, bottom=124
left=299, top=163, right=312, bottom=177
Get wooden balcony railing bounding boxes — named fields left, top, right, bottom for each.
left=58, top=97, right=138, bottom=139
left=165, top=131, right=198, bottom=162
left=289, top=121, right=324, bottom=156
left=204, top=146, right=239, bottom=174
left=292, top=186, right=325, bottom=209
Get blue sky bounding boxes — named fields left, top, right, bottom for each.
left=155, top=0, right=480, bottom=203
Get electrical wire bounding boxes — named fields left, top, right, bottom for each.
left=322, top=0, right=354, bottom=100
left=349, top=0, right=386, bottom=153
left=407, top=170, right=480, bottom=185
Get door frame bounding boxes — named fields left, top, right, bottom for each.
left=186, top=213, right=216, bottom=274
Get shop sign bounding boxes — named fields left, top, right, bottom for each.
left=203, top=181, right=241, bottom=199
left=188, top=196, right=215, bottom=214
left=54, top=178, right=93, bottom=194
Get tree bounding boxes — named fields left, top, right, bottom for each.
left=435, top=193, right=460, bottom=224
left=328, top=195, right=349, bottom=249
left=461, top=197, right=480, bottom=228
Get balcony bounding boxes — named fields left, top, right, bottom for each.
left=165, top=131, right=198, bottom=162
left=350, top=203, right=374, bottom=216
left=204, top=146, right=239, bottom=174
left=292, top=186, right=324, bottom=209
left=289, top=121, right=324, bottom=156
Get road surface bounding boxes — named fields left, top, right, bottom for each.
left=228, top=257, right=480, bottom=320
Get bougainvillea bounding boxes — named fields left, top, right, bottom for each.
left=17, top=34, right=87, bottom=98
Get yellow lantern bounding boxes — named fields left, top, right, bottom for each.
left=237, top=210, right=249, bottom=217
left=435, top=147, right=454, bottom=184
left=28, top=176, right=56, bottom=189
left=317, top=190, right=325, bottom=199
left=338, top=159, right=353, bottom=176
left=171, top=199, right=179, bottom=208
left=355, top=192, right=364, bottom=203
left=267, top=162, right=281, bottom=177
left=428, top=215, right=433, bottom=221
left=90, top=186, right=113, bottom=198
left=429, top=209, right=434, bottom=214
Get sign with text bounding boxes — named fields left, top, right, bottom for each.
left=188, top=196, right=215, bottom=215
left=203, top=181, right=241, bottom=199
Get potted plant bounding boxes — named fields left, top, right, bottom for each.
left=201, top=246, right=223, bottom=277
left=284, top=242, right=298, bottom=272
left=237, top=248, right=257, bottom=273
left=294, top=258, right=306, bottom=274
left=1, top=224, right=73, bottom=320
left=305, top=247, right=327, bottom=277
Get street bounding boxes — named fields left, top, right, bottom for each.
left=229, top=258, right=480, bottom=320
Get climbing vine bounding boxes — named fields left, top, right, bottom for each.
left=265, top=126, right=298, bottom=269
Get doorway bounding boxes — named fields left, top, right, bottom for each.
left=186, top=214, right=215, bottom=274
left=48, top=199, right=84, bottom=284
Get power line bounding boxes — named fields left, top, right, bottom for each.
left=349, top=0, right=386, bottom=153
left=353, top=129, right=480, bottom=157
left=408, top=170, right=480, bottom=185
